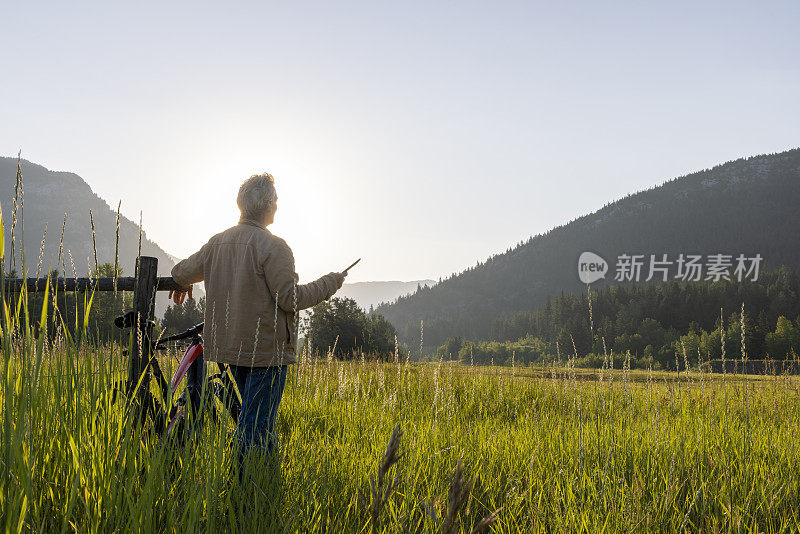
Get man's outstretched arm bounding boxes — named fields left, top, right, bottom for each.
left=262, top=238, right=345, bottom=312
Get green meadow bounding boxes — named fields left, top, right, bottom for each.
left=2, top=295, right=799, bottom=533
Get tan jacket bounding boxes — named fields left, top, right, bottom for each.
left=171, top=218, right=341, bottom=367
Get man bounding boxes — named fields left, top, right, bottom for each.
left=169, top=173, right=346, bottom=470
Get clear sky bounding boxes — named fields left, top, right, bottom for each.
left=2, top=1, right=798, bottom=283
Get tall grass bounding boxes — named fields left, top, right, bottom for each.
left=1, top=312, right=799, bottom=532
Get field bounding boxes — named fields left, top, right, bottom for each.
left=2, top=322, right=800, bottom=534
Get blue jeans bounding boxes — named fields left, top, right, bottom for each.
left=229, top=364, right=288, bottom=473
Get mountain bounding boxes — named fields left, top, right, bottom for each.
left=0, top=157, right=178, bottom=314
left=338, top=280, right=436, bottom=310
left=376, top=148, right=800, bottom=349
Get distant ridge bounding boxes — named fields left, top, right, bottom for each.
left=376, top=148, right=800, bottom=348
left=338, top=280, right=436, bottom=310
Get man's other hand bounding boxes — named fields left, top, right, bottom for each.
left=168, top=286, right=194, bottom=305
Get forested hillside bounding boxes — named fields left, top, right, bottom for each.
left=0, top=157, right=179, bottom=313
left=376, top=149, right=800, bottom=350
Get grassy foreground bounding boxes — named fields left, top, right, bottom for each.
left=2, top=335, right=800, bottom=532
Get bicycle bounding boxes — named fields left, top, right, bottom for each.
left=112, top=310, right=241, bottom=439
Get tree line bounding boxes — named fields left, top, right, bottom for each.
left=435, top=266, right=800, bottom=369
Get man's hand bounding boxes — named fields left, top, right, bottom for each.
left=330, top=272, right=347, bottom=290
left=168, top=286, right=194, bottom=305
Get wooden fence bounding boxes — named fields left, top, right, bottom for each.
left=2, top=256, right=182, bottom=413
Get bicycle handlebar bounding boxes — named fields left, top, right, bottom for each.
left=160, top=322, right=204, bottom=343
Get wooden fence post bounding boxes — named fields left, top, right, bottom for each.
left=128, top=256, right=158, bottom=418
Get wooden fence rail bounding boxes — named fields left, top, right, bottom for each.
left=2, top=276, right=183, bottom=292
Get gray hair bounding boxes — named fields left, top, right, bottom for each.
left=237, top=173, right=276, bottom=220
